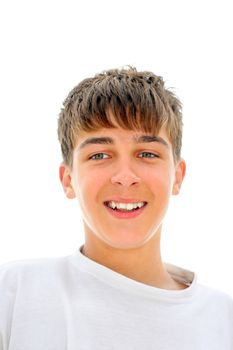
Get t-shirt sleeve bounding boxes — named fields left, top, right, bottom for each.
left=0, top=264, right=18, bottom=350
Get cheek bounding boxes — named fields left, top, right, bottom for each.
left=146, top=168, right=174, bottom=196
left=76, top=173, right=106, bottom=205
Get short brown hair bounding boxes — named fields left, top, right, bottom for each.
left=58, top=67, right=183, bottom=167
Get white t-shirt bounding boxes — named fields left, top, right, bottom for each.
left=0, top=246, right=233, bottom=350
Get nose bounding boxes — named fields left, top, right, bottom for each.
left=110, top=163, right=141, bottom=187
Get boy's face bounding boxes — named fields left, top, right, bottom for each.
left=60, top=124, right=185, bottom=250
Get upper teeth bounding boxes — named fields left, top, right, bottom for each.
left=106, top=201, right=146, bottom=210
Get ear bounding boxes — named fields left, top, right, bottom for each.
left=59, top=163, right=76, bottom=199
left=172, top=159, right=186, bottom=195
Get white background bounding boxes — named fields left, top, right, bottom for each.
left=0, top=0, right=233, bottom=295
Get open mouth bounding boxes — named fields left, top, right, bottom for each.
left=104, top=201, right=147, bottom=212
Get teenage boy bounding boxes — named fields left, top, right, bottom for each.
left=0, top=67, right=232, bottom=349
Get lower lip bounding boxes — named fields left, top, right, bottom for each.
left=104, top=204, right=147, bottom=219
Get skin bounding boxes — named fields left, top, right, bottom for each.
left=59, top=124, right=186, bottom=290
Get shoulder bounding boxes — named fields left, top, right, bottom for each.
left=197, top=282, right=233, bottom=301
left=0, top=256, right=65, bottom=274
left=0, top=256, right=73, bottom=348
left=196, top=282, right=233, bottom=318
left=0, top=256, right=73, bottom=315
left=0, top=255, right=72, bottom=292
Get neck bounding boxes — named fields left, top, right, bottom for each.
left=82, top=231, right=186, bottom=290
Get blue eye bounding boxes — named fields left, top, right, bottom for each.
left=90, top=153, right=109, bottom=160
left=139, top=152, right=158, bottom=158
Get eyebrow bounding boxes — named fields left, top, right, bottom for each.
left=78, top=134, right=169, bottom=151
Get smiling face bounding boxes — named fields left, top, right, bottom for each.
left=59, top=126, right=185, bottom=250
